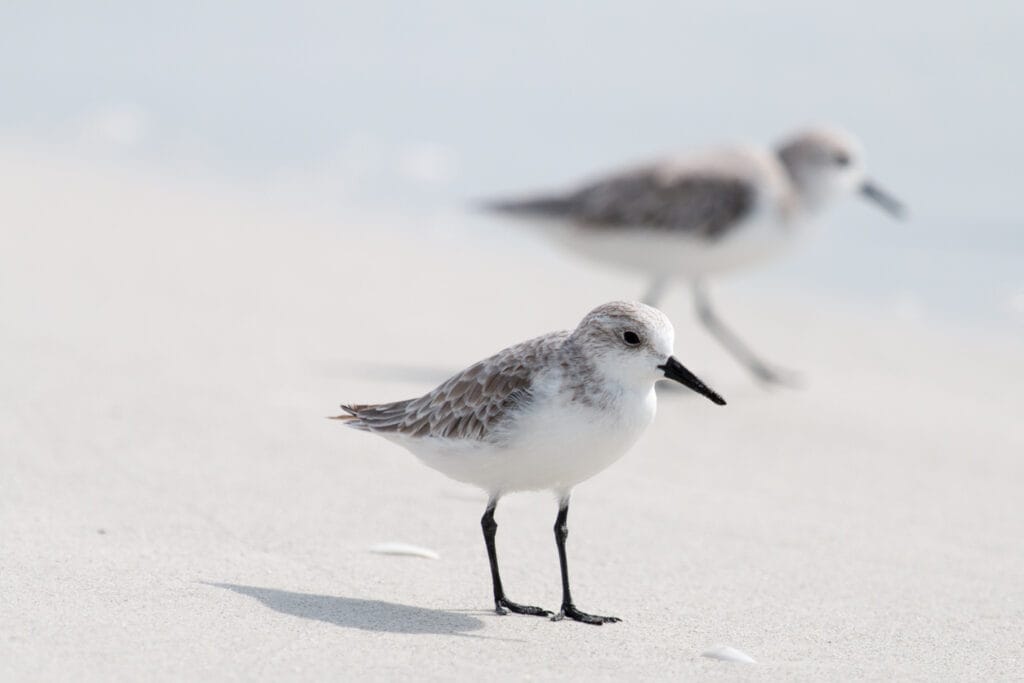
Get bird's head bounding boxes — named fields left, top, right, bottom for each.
left=570, top=301, right=725, bottom=404
left=777, top=125, right=905, bottom=219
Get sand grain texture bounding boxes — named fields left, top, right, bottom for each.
left=1, top=150, right=1023, bottom=680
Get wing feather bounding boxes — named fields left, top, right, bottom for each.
left=336, top=333, right=567, bottom=442
left=490, top=167, right=756, bottom=240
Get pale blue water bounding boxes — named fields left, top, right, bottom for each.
left=2, top=1, right=1022, bottom=331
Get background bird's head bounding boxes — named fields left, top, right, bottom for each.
left=777, top=125, right=904, bottom=219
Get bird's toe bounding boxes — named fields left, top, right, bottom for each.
left=552, top=604, right=620, bottom=625
left=497, top=598, right=552, bottom=617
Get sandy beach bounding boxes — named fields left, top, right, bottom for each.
left=2, top=149, right=1022, bottom=680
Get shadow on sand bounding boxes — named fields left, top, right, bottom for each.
left=208, top=583, right=486, bottom=636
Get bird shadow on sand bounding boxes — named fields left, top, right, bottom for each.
left=206, top=583, right=520, bottom=640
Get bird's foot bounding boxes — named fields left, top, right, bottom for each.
left=750, top=362, right=803, bottom=388
left=551, top=603, right=621, bottom=625
left=494, top=597, right=552, bottom=617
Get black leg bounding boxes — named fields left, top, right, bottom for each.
left=550, top=496, right=620, bottom=625
left=481, top=499, right=551, bottom=617
left=692, top=281, right=799, bottom=386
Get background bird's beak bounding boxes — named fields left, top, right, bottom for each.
left=658, top=356, right=726, bottom=405
left=860, top=180, right=906, bottom=219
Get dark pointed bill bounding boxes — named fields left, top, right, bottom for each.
left=658, top=356, right=726, bottom=405
left=860, top=180, right=906, bottom=219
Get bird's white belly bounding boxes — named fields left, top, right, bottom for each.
left=399, top=389, right=657, bottom=495
left=541, top=210, right=801, bottom=279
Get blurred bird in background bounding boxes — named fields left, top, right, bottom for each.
left=488, top=125, right=905, bottom=385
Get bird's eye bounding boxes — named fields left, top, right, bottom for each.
left=833, top=152, right=851, bottom=167
left=622, top=330, right=641, bottom=346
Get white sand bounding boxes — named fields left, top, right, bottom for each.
left=2, top=149, right=1023, bottom=680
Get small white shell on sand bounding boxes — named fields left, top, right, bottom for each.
left=369, top=542, right=439, bottom=560
left=702, top=645, right=757, bottom=664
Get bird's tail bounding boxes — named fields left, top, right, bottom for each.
left=330, top=401, right=415, bottom=433
left=328, top=404, right=369, bottom=430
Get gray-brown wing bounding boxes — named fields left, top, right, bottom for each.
left=490, top=169, right=755, bottom=240
left=335, top=333, right=567, bottom=441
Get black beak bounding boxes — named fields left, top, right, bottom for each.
left=860, top=180, right=906, bottom=219
left=658, top=356, right=726, bottom=405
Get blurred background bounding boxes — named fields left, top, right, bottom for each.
left=2, top=1, right=1022, bottom=328
left=2, top=2, right=1023, bottom=678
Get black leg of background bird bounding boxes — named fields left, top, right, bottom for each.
left=550, top=496, right=620, bottom=625
left=692, top=281, right=800, bottom=387
left=642, top=275, right=669, bottom=307
left=481, top=499, right=552, bottom=617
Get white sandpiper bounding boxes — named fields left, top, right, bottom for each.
left=487, top=125, right=905, bottom=385
left=334, top=301, right=725, bottom=625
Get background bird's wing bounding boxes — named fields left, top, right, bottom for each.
left=337, top=333, right=565, bottom=441
left=490, top=168, right=756, bottom=240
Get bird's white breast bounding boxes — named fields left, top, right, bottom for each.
left=393, top=381, right=657, bottom=496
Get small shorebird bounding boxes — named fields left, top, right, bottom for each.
left=334, top=301, right=725, bottom=624
left=487, top=125, right=905, bottom=385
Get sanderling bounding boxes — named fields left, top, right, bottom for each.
left=334, top=301, right=725, bottom=625
left=487, top=125, right=905, bottom=385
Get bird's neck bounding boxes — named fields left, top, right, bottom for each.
left=558, top=341, right=650, bottom=407
left=775, top=148, right=831, bottom=216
